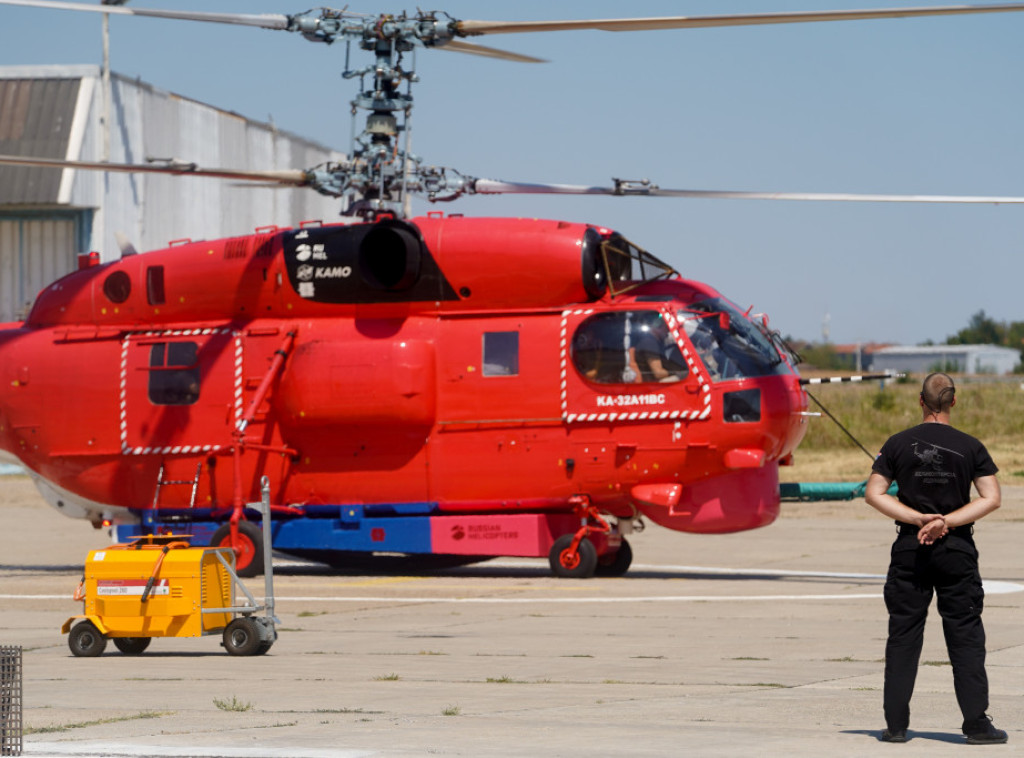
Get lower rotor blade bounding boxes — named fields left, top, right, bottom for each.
left=470, top=179, right=1024, bottom=204
left=0, top=154, right=310, bottom=185
left=0, top=0, right=290, bottom=30
left=643, top=188, right=1024, bottom=204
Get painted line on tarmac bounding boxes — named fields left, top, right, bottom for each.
left=280, top=593, right=886, bottom=602
left=30, top=743, right=371, bottom=758
left=4, top=566, right=1019, bottom=604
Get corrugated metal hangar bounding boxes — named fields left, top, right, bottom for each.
left=0, top=64, right=345, bottom=322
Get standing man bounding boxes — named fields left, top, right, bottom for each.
left=865, top=372, right=1007, bottom=745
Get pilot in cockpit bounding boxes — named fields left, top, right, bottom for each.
left=633, top=315, right=685, bottom=383
left=681, top=315, right=722, bottom=379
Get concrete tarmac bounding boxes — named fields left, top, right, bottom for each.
left=1, top=476, right=1022, bottom=757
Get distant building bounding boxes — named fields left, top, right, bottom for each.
left=828, top=342, right=893, bottom=372
left=0, top=64, right=346, bottom=322
left=872, top=344, right=1021, bottom=376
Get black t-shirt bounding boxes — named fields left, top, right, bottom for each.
left=872, top=422, right=998, bottom=517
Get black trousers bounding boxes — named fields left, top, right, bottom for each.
left=883, top=533, right=989, bottom=732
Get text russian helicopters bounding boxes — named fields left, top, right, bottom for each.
left=1, top=2, right=1023, bottom=577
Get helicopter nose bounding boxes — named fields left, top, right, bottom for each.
left=632, top=465, right=780, bottom=535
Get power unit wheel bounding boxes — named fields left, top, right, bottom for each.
left=253, top=617, right=277, bottom=656
left=595, top=538, right=633, bottom=577
left=113, top=637, right=152, bottom=655
left=69, top=620, right=108, bottom=657
left=211, top=520, right=265, bottom=577
left=549, top=534, right=598, bottom=579
left=223, top=617, right=263, bottom=656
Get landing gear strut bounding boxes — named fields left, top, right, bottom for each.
left=547, top=496, right=631, bottom=579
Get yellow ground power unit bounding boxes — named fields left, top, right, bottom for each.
left=62, top=478, right=278, bottom=657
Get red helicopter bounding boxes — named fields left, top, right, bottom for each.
left=2, top=2, right=1024, bottom=578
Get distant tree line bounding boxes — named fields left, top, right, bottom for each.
left=932, top=309, right=1024, bottom=354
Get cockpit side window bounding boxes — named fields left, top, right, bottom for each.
left=148, top=341, right=200, bottom=405
left=572, top=311, right=686, bottom=385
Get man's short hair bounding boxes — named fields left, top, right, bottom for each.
left=921, top=372, right=956, bottom=413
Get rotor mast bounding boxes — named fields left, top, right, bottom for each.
left=341, top=17, right=418, bottom=217
left=288, top=10, right=476, bottom=218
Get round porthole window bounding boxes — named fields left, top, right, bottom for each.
left=103, top=271, right=131, bottom=303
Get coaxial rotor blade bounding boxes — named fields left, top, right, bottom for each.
left=469, top=179, right=1024, bottom=204
left=0, top=154, right=311, bottom=185
left=456, top=3, right=1024, bottom=36
left=0, top=0, right=291, bottom=30
left=441, top=39, right=546, bottom=64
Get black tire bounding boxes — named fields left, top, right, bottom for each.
left=211, top=521, right=265, bottom=578
left=69, top=620, right=107, bottom=657
left=113, top=637, right=151, bottom=655
left=253, top=617, right=277, bottom=655
left=223, top=617, right=263, bottom=656
left=548, top=534, right=598, bottom=579
left=595, top=538, right=633, bottom=577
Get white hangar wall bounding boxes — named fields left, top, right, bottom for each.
left=0, top=64, right=346, bottom=322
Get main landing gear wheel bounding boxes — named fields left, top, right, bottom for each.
left=113, top=637, right=152, bottom=655
left=211, top=520, right=264, bottom=578
left=549, top=534, right=598, bottom=579
left=595, top=538, right=633, bottom=577
left=68, top=620, right=107, bottom=657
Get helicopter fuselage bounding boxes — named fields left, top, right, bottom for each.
left=0, top=214, right=808, bottom=570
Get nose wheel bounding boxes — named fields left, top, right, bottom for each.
left=549, top=534, right=598, bottom=578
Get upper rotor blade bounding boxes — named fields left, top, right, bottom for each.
left=457, top=3, right=1024, bottom=35
left=470, top=179, right=1024, bottom=204
left=0, top=154, right=310, bottom=185
left=441, top=39, right=546, bottom=64
left=0, top=0, right=291, bottom=30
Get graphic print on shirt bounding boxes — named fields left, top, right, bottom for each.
left=912, top=438, right=963, bottom=485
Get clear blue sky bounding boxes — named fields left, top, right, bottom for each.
left=1, top=1, right=1022, bottom=346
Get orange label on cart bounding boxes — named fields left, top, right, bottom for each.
left=96, top=579, right=170, bottom=596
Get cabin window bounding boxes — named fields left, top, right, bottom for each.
left=482, top=331, right=519, bottom=377
left=572, top=311, right=686, bottom=385
left=146, top=265, right=166, bottom=305
left=148, top=341, right=200, bottom=405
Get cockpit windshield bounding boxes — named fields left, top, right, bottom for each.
left=678, top=298, right=793, bottom=382
left=570, top=300, right=793, bottom=386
